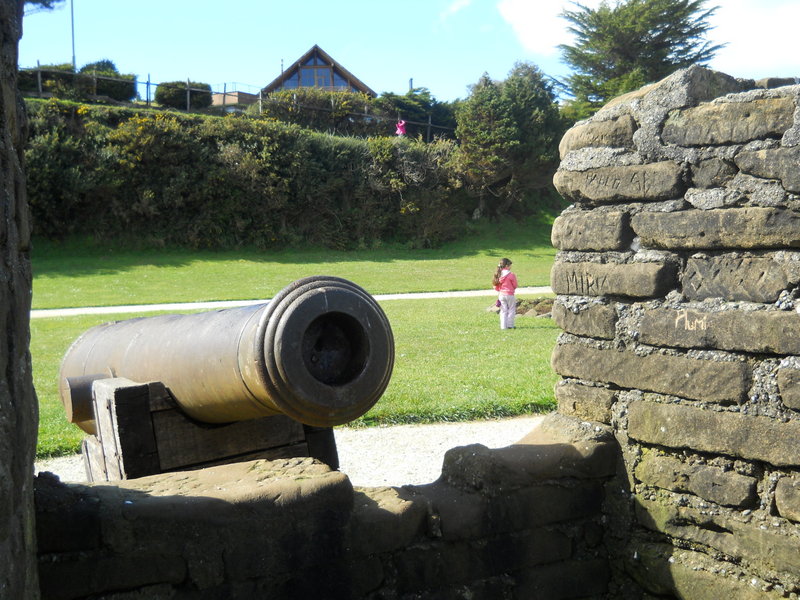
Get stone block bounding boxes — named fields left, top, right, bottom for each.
left=552, top=301, right=617, bottom=339
left=636, top=496, right=800, bottom=578
left=485, top=482, right=604, bottom=531
left=556, top=380, right=616, bottom=424
left=736, top=146, right=800, bottom=193
left=516, top=559, right=611, bottom=599
left=558, top=113, right=637, bottom=157
left=690, top=158, right=737, bottom=189
left=682, top=255, right=794, bottom=302
left=632, top=207, right=800, bottom=250
left=349, top=487, right=430, bottom=556
left=777, top=367, right=800, bottom=410
left=629, top=542, right=787, bottom=600
left=639, top=306, right=800, bottom=355
left=553, top=162, right=685, bottom=204
left=39, top=553, right=186, bottom=600
left=551, top=209, right=633, bottom=251
left=628, top=400, right=800, bottom=467
left=440, top=413, right=617, bottom=493
left=634, top=453, right=757, bottom=507
left=662, top=97, right=795, bottom=146
left=552, top=344, right=750, bottom=404
left=775, top=476, right=800, bottom=522
left=550, top=261, right=677, bottom=298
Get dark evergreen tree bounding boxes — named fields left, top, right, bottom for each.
left=455, top=63, right=564, bottom=217
left=559, top=0, right=724, bottom=115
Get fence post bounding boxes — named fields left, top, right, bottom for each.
left=186, top=78, right=191, bottom=111
left=36, top=60, right=42, bottom=97
left=146, top=74, right=150, bottom=107
left=258, top=89, right=262, bottom=114
left=427, top=114, right=432, bottom=142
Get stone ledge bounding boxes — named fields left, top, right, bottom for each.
left=551, top=210, right=633, bottom=251
left=555, top=381, right=616, bottom=424
left=636, top=496, right=800, bottom=578
left=634, top=453, right=757, bottom=508
left=683, top=255, right=798, bottom=303
left=551, top=261, right=677, bottom=298
left=628, top=400, right=800, bottom=467
left=552, top=301, right=617, bottom=339
left=552, top=344, right=750, bottom=404
left=440, top=413, right=617, bottom=492
left=558, top=113, right=637, bottom=157
left=736, top=146, right=800, bottom=193
left=628, top=542, right=787, bottom=600
left=639, top=306, right=800, bottom=355
left=662, top=97, right=795, bottom=146
left=632, top=207, right=800, bottom=250
left=554, top=162, right=685, bottom=205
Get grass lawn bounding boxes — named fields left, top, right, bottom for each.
left=32, top=296, right=559, bottom=458
left=31, top=214, right=557, bottom=309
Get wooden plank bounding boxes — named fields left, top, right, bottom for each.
left=152, top=411, right=306, bottom=471
left=81, top=436, right=107, bottom=483
left=303, top=425, right=338, bottom=469
left=92, top=378, right=159, bottom=480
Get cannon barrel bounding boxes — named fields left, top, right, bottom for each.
left=59, top=276, right=394, bottom=434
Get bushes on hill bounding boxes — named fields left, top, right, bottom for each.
left=18, top=60, right=136, bottom=102
left=24, top=99, right=467, bottom=249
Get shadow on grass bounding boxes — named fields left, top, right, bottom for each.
left=32, top=213, right=557, bottom=278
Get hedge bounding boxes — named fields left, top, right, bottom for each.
left=24, top=99, right=468, bottom=249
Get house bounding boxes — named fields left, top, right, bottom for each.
left=261, top=45, right=376, bottom=97
left=211, top=90, right=259, bottom=113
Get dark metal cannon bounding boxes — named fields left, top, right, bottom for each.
left=60, top=276, right=394, bottom=436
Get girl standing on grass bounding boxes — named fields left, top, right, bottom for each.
left=493, top=258, right=518, bottom=330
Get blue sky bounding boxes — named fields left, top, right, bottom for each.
left=18, top=0, right=800, bottom=102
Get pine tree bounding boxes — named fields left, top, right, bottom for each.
left=559, top=0, right=724, bottom=114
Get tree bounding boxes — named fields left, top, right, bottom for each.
left=155, top=80, right=212, bottom=110
left=79, top=59, right=137, bottom=102
left=559, top=0, right=724, bottom=114
left=24, top=0, right=64, bottom=14
left=2, top=0, right=40, bottom=597
left=455, top=63, right=564, bottom=218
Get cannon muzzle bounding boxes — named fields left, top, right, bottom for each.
left=60, top=276, right=394, bottom=434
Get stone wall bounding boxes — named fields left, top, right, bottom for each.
left=552, top=66, right=800, bottom=598
left=35, top=414, right=615, bottom=599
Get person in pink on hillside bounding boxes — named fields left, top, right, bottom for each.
left=492, top=258, right=518, bottom=330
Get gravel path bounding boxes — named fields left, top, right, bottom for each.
left=35, top=415, right=546, bottom=488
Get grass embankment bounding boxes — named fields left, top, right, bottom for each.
left=32, top=215, right=560, bottom=458
left=31, top=213, right=557, bottom=309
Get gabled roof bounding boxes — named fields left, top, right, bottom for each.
left=261, top=44, right=377, bottom=97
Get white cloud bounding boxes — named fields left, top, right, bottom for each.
left=707, top=0, right=800, bottom=79
left=497, top=0, right=800, bottom=79
left=441, top=0, right=473, bottom=21
left=497, top=0, right=603, bottom=56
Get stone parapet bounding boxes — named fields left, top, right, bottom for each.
left=552, top=66, right=800, bottom=598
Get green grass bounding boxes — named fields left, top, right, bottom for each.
left=32, top=296, right=559, bottom=458
left=31, top=214, right=557, bottom=309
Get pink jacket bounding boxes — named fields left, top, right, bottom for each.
left=494, top=270, right=518, bottom=295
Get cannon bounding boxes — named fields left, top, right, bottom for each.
left=59, top=276, right=394, bottom=480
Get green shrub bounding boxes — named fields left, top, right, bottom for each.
left=155, top=80, right=212, bottom=110
left=24, top=99, right=467, bottom=249
left=79, top=60, right=136, bottom=102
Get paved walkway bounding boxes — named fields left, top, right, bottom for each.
left=30, top=286, right=552, bottom=319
